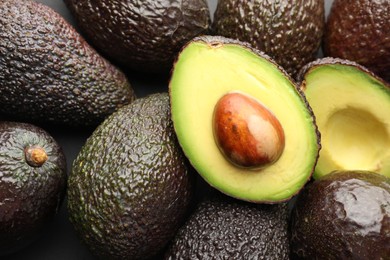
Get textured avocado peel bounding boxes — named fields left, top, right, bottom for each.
left=67, top=93, right=194, bottom=259
left=212, top=0, right=325, bottom=77
left=323, top=0, right=390, bottom=82
left=0, top=0, right=136, bottom=126
left=0, top=121, right=67, bottom=255
left=64, top=0, right=211, bottom=74
left=169, top=35, right=320, bottom=203
left=165, top=195, right=290, bottom=259
left=290, top=170, right=390, bottom=259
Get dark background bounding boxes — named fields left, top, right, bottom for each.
left=8, top=0, right=333, bottom=259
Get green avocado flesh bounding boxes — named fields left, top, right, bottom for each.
left=302, top=62, right=390, bottom=179
left=169, top=37, right=319, bottom=203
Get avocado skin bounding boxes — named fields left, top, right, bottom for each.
left=323, top=0, right=390, bottom=83
left=0, top=0, right=135, bottom=127
left=165, top=194, right=290, bottom=259
left=0, top=121, right=67, bottom=255
left=290, top=171, right=390, bottom=259
left=212, top=0, right=324, bottom=77
left=64, top=0, right=210, bottom=74
left=68, top=93, right=194, bottom=259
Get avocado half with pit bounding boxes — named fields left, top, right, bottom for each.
left=169, top=36, right=320, bottom=203
left=299, top=58, right=390, bottom=179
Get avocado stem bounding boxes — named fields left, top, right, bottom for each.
left=25, top=146, right=48, bottom=167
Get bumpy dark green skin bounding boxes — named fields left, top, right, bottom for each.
left=212, top=0, right=324, bottom=78
left=68, top=93, right=194, bottom=260
left=0, top=121, right=67, bottom=255
left=290, top=171, right=390, bottom=259
left=0, top=0, right=135, bottom=127
left=323, top=0, right=390, bottom=83
left=165, top=195, right=290, bottom=259
left=64, top=0, right=211, bottom=74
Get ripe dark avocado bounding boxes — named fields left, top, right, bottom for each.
left=298, top=57, right=390, bottom=179
left=290, top=170, right=390, bottom=259
left=0, top=121, right=67, bottom=255
left=67, top=93, right=194, bottom=259
left=0, top=0, right=135, bottom=127
left=169, top=35, right=320, bottom=203
left=323, top=0, right=390, bottom=83
left=64, top=0, right=211, bottom=74
left=165, top=194, right=290, bottom=259
left=212, top=0, right=325, bottom=77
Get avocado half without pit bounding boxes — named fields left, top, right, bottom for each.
left=299, top=58, right=390, bottom=179
left=169, top=36, right=320, bottom=203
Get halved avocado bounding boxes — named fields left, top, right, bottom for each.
left=169, top=36, right=320, bottom=203
left=299, top=58, right=390, bottom=179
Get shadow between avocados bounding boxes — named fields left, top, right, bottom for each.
left=169, top=35, right=321, bottom=203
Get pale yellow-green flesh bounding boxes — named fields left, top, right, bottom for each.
left=304, top=65, right=390, bottom=179
left=170, top=42, right=319, bottom=202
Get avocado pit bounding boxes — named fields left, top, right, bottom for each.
left=213, top=92, right=285, bottom=169
left=25, top=145, right=48, bottom=167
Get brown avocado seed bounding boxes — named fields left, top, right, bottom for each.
left=213, top=92, right=285, bottom=169
left=25, top=145, right=48, bottom=167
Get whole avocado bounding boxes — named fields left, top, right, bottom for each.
left=0, top=121, right=67, bottom=255
left=67, top=93, right=194, bottom=259
left=323, top=0, right=390, bottom=83
left=290, top=170, right=390, bottom=259
left=0, top=0, right=135, bottom=127
left=64, top=0, right=211, bottom=74
left=165, top=194, right=290, bottom=259
left=212, top=0, right=325, bottom=77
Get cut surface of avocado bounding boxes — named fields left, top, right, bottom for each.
left=169, top=36, right=320, bottom=203
left=301, top=58, right=390, bottom=179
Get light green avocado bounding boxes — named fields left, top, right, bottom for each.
left=300, top=58, right=390, bottom=179
left=169, top=36, right=320, bottom=203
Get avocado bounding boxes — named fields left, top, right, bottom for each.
left=64, top=0, right=211, bottom=74
left=165, top=194, right=290, bottom=259
left=0, top=0, right=135, bottom=127
left=169, top=35, right=320, bottom=203
left=212, top=0, right=325, bottom=77
left=67, top=93, right=194, bottom=259
left=0, top=121, right=67, bottom=255
left=298, top=57, right=390, bottom=179
left=290, top=170, right=390, bottom=259
left=323, top=0, right=389, bottom=83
